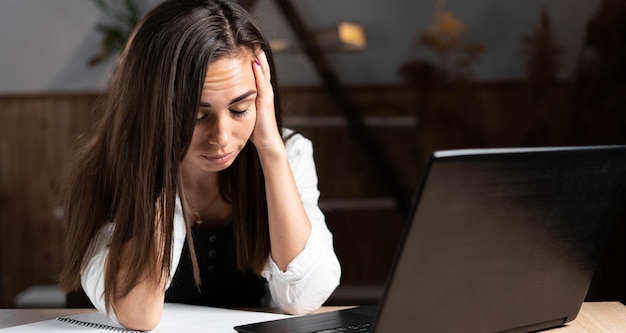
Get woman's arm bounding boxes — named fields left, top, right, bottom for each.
left=258, top=144, right=312, bottom=270
left=251, top=52, right=340, bottom=314
left=111, top=199, right=187, bottom=329
left=80, top=224, right=165, bottom=331
left=107, top=241, right=166, bottom=331
left=261, top=132, right=341, bottom=314
left=251, top=51, right=312, bottom=270
left=81, top=201, right=187, bottom=331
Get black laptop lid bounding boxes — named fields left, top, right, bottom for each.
left=375, top=146, right=626, bottom=332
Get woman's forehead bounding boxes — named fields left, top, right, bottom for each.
left=201, top=53, right=256, bottom=103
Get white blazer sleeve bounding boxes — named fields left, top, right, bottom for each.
left=80, top=199, right=187, bottom=323
left=80, top=223, right=120, bottom=323
left=261, top=130, right=342, bottom=314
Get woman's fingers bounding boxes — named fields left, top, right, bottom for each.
left=251, top=50, right=281, bottom=151
left=253, top=51, right=273, bottom=105
left=256, top=51, right=271, bottom=83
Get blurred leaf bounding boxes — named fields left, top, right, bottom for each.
left=433, top=11, right=466, bottom=37
left=88, top=0, right=143, bottom=66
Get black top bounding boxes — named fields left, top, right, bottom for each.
left=165, top=223, right=267, bottom=307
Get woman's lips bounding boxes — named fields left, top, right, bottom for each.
left=204, top=152, right=234, bottom=165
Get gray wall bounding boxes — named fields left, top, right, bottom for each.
left=0, top=0, right=599, bottom=93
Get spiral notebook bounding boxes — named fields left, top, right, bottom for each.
left=55, top=313, right=143, bottom=332
left=1, top=303, right=290, bottom=332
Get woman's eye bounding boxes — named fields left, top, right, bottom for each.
left=230, top=109, right=249, bottom=118
left=196, top=113, right=208, bottom=122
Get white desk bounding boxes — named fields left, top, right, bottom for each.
left=1, top=303, right=625, bottom=331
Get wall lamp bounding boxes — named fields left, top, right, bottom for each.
left=270, top=22, right=367, bottom=53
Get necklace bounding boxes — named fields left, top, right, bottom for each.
left=184, top=188, right=221, bottom=226
left=187, top=200, right=204, bottom=225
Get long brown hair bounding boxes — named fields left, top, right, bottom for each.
left=59, top=0, right=282, bottom=311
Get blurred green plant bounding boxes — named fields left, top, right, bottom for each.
left=88, top=0, right=142, bottom=66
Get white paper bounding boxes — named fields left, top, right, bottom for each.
left=0, top=303, right=291, bottom=332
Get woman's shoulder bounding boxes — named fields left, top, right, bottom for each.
left=281, top=128, right=314, bottom=163
left=281, top=127, right=311, bottom=147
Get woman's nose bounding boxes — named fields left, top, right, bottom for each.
left=206, top=114, right=231, bottom=147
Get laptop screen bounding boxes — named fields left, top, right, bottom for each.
left=375, top=146, right=626, bottom=332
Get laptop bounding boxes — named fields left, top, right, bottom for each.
left=235, top=145, right=626, bottom=333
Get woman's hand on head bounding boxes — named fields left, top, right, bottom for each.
left=250, top=50, right=283, bottom=154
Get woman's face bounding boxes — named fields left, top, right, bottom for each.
left=183, top=52, right=257, bottom=173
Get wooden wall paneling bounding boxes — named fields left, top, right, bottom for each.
left=325, top=209, right=405, bottom=284
left=0, top=94, right=100, bottom=308
left=284, top=87, right=420, bottom=305
left=0, top=98, right=18, bottom=308
left=324, top=208, right=404, bottom=305
left=284, top=86, right=420, bottom=199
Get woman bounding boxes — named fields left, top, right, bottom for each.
left=58, top=0, right=341, bottom=330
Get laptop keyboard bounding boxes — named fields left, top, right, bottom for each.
left=313, top=322, right=372, bottom=332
